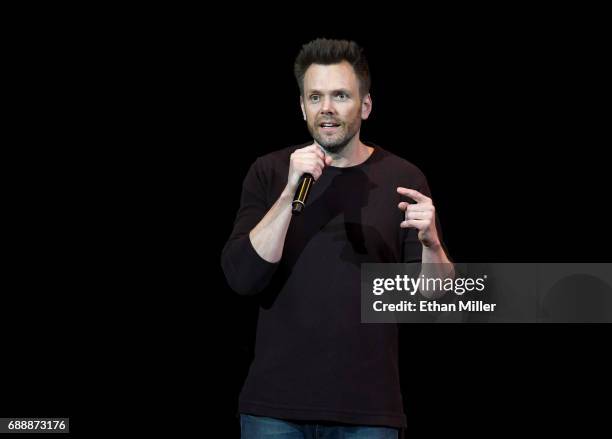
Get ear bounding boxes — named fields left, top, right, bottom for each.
left=361, top=93, right=372, bottom=120
left=300, top=96, right=306, bottom=120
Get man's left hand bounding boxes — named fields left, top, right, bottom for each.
left=397, top=187, right=440, bottom=249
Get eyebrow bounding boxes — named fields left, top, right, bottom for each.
left=307, top=89, right=351, bottom=95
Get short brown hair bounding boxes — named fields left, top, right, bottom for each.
left=294, top=38, right=371, bottom=97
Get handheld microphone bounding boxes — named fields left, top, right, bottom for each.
left=291, top=173, right=314, bottom=215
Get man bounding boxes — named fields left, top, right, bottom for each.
left=222, top=38, right=453, bottom=438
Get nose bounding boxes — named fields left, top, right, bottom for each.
left=320, top=95, right=335, bottom=115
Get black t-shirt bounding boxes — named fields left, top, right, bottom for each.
left=221, top=143, right=442, bottom=429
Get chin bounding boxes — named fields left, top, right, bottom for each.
left=319, top=141, right=348, bottom=154
left=318, top=132, right=358, bottom=154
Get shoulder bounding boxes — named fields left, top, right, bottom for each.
left=244, top=143, right=310, bottom=188
left=369, top=144, right=428, bottom=185
left=251, top=142, right=310, bottom=171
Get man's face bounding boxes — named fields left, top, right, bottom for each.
left=301, top=61, right=371, bottom=154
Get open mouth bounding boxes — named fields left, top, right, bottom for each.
left=319, top=122, right=341, bottom=131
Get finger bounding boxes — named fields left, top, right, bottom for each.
left=304, top=164, right=323, bottom=180
left=298, top=145, right=322, bottom=160
left=398, top=201, right=429, bottom=212
left=317, top=157, right=326, bottom=170
left=296, top=149, right=323, bottom=161
left=400, top=219, right=428, bottom=229
left=310, top=159, right=326, bottom=177
left=311, top=150, right=325, bottom=163
left=297, top=156, right=325, bottom=169
left=397, top=187, right=430, bottom=203
left=405, top=211, right=431, bottom=221
left=294, top=162, right=324, bottom=179
left=309, top=144, right=325, bottom=160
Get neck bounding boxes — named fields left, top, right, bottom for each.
left=320, top=133, right=373, bottom=168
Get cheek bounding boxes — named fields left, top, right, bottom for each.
left=346, top=106, right=362, bottom=124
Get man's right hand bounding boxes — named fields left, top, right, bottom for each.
left=286, top=143, right=333, bottom=193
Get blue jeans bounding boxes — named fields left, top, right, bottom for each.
left=240, top=414, right=398, bottom=438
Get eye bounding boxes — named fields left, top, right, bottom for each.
left=335, top=93, right=348, bottom=101
left=310, top=94, right=320, bottom=103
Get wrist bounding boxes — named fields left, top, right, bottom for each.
left=422, top=239, right=442, bottom=252
left=281, top=185, right=296, bottom=200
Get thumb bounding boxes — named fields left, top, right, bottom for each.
left=324, top=155, right=333, bottom=166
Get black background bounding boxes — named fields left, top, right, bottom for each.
left=206, top=19, right=611, bottom=437
left=2, top=6, right=610, bottom=437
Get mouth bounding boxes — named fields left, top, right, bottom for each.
left=319, top=121, right=341, bottom=133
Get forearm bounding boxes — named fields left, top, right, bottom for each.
left=421, top=241, right=452, bottom=265
left=249, top=187, right=294, bottom=263
left=418, top=243, right=455, bottom=299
